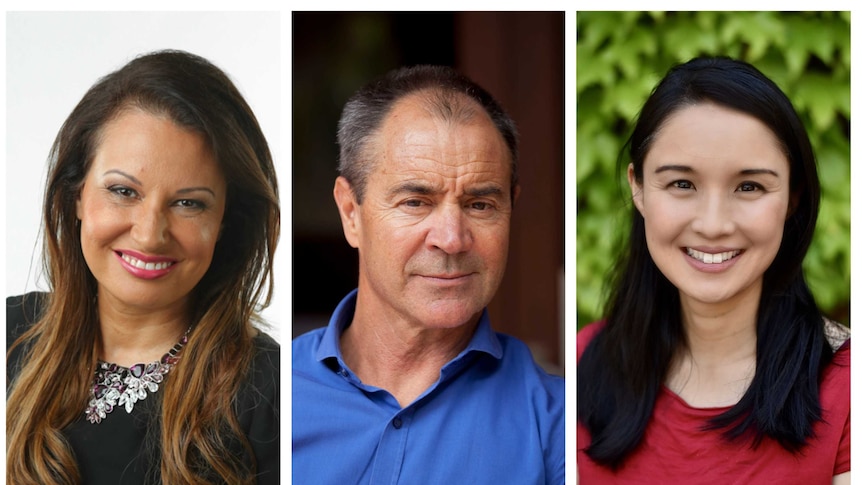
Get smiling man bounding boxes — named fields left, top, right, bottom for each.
left=292, top=66, right=565, bottom=484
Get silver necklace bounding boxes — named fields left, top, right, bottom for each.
left=84, top=328, right=191, bottom=424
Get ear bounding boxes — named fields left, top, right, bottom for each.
left=333, top=176, right=361, bottom=248
left=627, top=163, right=645, bottom=216
left=511, top=184, right=521, bottom=207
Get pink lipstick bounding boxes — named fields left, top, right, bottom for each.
left=115, top=250, right=177, bottom=280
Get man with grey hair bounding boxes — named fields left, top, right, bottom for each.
left=292, top=65, right=564, bottom=484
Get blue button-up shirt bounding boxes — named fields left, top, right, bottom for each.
left=292, top=290, right=565, bottom=484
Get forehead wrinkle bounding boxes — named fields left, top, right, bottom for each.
left=374, top=94, right=511, bottom=196
left=384, top=166, right=505, bottom=201
left=385, top=130, right=506, bottom=180
left=406, top=161, right=503, bottom=185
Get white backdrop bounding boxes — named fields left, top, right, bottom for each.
left=5, top=11, right=283, bottom=342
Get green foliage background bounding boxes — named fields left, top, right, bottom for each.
left=576, top=11, right=850, bottom=329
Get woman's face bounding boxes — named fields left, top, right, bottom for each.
left=628, top=102, right=791, bottom=313
left=76, top=108, right=227, bottom=315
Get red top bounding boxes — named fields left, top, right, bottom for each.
left=577, top=322, right=850, bottom=484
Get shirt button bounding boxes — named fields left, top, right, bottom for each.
left=392, top=418, right=403, bottom=429
left=337, top=368, right=348, bottom=377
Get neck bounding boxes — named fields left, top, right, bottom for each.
left=667, top=287, right=760, bottom=407
left=97, top=295, right=190, bottom=367
left=340, top=305, right=479, bottom=408
left=678, top=288, right=760, bottom=363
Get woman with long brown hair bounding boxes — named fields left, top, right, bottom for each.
left=7, top=50, right=280, bottom=484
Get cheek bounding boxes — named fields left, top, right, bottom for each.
left=474, top=221, right=511, bottom=267
left=196, top=225, right=218, bottom=246
left=385, top=231, right=420, bottom=272
left=370, top=213, right=420, bottom=251
left=184, top=221, right=222, bottom=259
left=78, top=199, right=122, bottom=243
left=642, top=197, right=688, bottom=240
left=741, top=202, right=788, bottom=247
left=194, top=205, right=227, bottom=255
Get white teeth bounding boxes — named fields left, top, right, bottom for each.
left=686, top=248, right=740, bottom=264
left=121, top=253, right=173, bottom=271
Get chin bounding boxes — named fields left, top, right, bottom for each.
left=421, top=300, right=484, bottom=329
left=109, top=288, right=186, bottom=310
left=682, top=290, right=738, bottom=305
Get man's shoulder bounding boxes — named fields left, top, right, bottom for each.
left=292, top=326, right=327, bottom=366
left=493, top=332, right=564, bottom=393
left=492, top=332, right=565, bottom=480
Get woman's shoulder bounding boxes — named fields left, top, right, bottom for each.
left=823, top=317, right=850, bottom=353
left=249, top=330, right=280, bottom=382
left=821, top=318, right=849, bottom=390
left=252, top=329, right=280, bottom=354
left=577, top=320, right=606, bottom=360
left=238, top=331, right=280, bottom=461
left=7, top=292, right=49, bottom=344
left=7, top=291, right=48, bottom=321
left=7, top=292, right=49, bottom=383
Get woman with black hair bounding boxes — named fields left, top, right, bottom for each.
left=577, top=57, right=849, bottom=484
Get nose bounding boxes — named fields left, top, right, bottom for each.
left=131, top=201, right=169, bottom=249
left=690, top=193, right=735, bottom=238
left=425, top=203, right=473, bottom=254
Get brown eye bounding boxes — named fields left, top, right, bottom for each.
left=737, top=182, right=763, bottom=192
left=175, top=199, right=206, bottom=210
left=108, top=185, right=137, bottom=198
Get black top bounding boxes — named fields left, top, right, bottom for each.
left=6, top=292, right=280, bottom=485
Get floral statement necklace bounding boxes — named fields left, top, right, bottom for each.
left=85, top=328, right=191, bottom=424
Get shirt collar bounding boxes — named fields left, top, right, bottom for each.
left=315, top=289, right=503, bottom=364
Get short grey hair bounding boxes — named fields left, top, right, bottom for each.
left=337, top=65, right=519, bottom=203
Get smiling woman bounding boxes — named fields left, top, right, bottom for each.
left=77, top=110, right=227, bottom=327
left=6, top=50, right=280, bottom=485
left=632, top=103, right=791, bottom=311
left=576, top=57, right=849, bottom=484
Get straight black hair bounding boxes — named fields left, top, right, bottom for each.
left=577, top=56, right=834, bottom=469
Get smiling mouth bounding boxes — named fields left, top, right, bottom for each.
left=119, top=252, right=175, bottom=271
left=686, top=248, right=741, bottom=264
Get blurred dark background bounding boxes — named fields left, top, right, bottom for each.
left=292, top=12, right=564, bottom=373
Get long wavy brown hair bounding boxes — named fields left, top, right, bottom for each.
left=6, top=50, right=280, bottom=484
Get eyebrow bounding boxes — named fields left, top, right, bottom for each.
left=739, top=168, right=780, bottom=177
left=465, top=185, right=504, bottom=198
left=654, top=165, right=780, bottom=177
left=103, top=169, right=216, bottom=197
left=388, top=182, right=435, bottom=198
left=104, top=169, right=142, bottom=185
left=177, top=187, right=217, bottom=197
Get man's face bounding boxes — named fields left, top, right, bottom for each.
left=334, top=94, right=515, bottom=331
